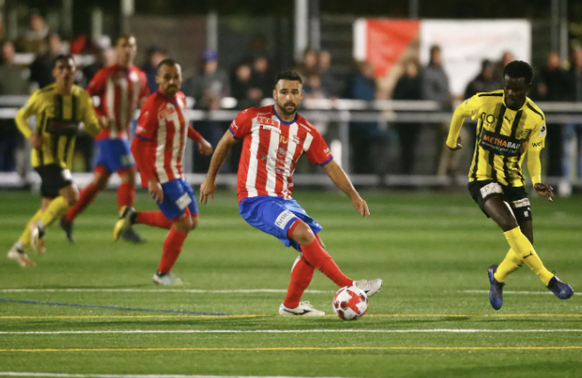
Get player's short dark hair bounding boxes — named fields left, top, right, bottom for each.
left=52, top=54, right=75, bottom=68
left=503, top=60, right=534, bottom=84
left=156, top=58, right=178, bottom=73
left=274, top=71, right=302, bottom=88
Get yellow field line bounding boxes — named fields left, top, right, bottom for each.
left=1, top=346, right=581, bottom=352
left=0, top=313, right=580, bottom=320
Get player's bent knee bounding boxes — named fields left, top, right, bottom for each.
left=173, top=215, right=193, bottom=234
left=291, top=221, right=315, bottom=246
left=190, top=215, right=199, bottom=230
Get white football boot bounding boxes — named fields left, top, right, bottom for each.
left=7, top=242, right=35, bottom=267
left=353, top=278, right=383, bottom=297
left=153, top=272, right=183, bottom=285
left=279, top=301, right=325, bottom=316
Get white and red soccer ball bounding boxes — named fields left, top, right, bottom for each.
left=332, top=286, right=368, bottom=320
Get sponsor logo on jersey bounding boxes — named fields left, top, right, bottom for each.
left=231, top=120, right=239, bottom=130
left=279, top=135, right=300, bottom=144
left=539, top=124, right=547, bottom=136
left=531, top=141, right=543, bottom=147
left=479, top=129, right=523, bottom=156
left=158, top=105, right=176, bottom=120
left=480, top=182, right=503, bottom=198
left=257, top=116, right=279, bottom=127
left=480, top=112, right=497, bottom=125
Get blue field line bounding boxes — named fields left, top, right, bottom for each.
left=0, top=298, right=229, bottom=316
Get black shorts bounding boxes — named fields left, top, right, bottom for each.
left=34, top=164, right=73, bottom=199
left=468, top=180, right=532, bottom=221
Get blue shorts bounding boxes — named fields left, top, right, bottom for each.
left=95, top=139, right=135, bottom=174
left=239, top=196, right=322, bottom=252
left=157, top=179, right=199, bottom=220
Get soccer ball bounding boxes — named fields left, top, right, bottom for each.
left=332, top=286, right=368, bottom=320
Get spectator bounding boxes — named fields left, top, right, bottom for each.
left=533, top=52, right=569, bottom=180
left=183, top=49, right=230, bottom=110
left=319, top=50, right=339, bottom=98
left=295, top=48, right=319, bottom=81
left=29, top=33, right=67, bottom=89
left=142, top=46, right=167, bottom=94
left=494, top=50, right=514, bottom=83
left=421, top=45, right=459, bottom=178
left=562, top=47, right=582, bottom=195
left=83, top=47, right=116, bottom=85
left=348, top=61, right=387, bottom=174
left=464, top=59, right=500, bottom=99
left=183, top=50, right=230, bottom=172
left=393, top=60, right=422, bottom=175
left=303, top=75, right=327, bottom=100
left=0, top=41, right=29, bottom=172
left=249, top=55, right=272, bottom=99
left=231, top=63, right=261, bottom=109
left=18, top=12, right=49, bottom=53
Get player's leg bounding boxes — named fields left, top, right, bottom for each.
left=116, top=168, right=146, bottom=243
left=61, top=166, right=110, bottom=243
left=281, top=234, right=321, bottom=311
left=7, top=198, right=51, bottom=266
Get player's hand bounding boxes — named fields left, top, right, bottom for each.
left=198, top=139, right=213, bottom=156
left=351, top=196, right=370, bottom=217
left=99, top=116, right=111, bottom=128
left=534, top=183, right=554, bottom=202
left=28, top=134, right=42, bottom=150
left=447, top=137, right=463, bottom=151
left=148, top=178, right=163, bottom=203
left=200, top=179, right=215, bottom=204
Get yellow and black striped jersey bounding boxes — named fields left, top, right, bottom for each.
left=15, top=83, right=101, bottom=169
left=446, top=90, right=546, bottom=187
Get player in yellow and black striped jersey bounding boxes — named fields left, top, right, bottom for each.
left=8, top=54, right=105, bottom=267
left=446, top=60, right=573, bottom=309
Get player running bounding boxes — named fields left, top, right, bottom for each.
left=113, top=59, right=213, bottom=284
left=200, top=70, right=382, bottom=316
left=60, top=34, right=149, bottom=243
left=446, top=60, right=573, bottom=310
left=8, top=54, right=104, bottom=266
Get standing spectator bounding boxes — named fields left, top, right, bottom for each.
left=562, top=47, right=582, bottom=195
left=182, top=50, right=230, bottom=172
left=231, top=63, right=261, bottom=109
left=18, top=12, right=49, bottom=54
left=533, top=52, right=569, bottom=181
left=142, top=46, right=167, bottom=94
left=494, top=51, right=514, bottom=83
left=348, top=61, right=387, bottom=174
left=464, top=59, right=500, bottom=99
left=30, top=33, right=67, bottom=89
left=82, top=47, right=116, bottom=85
left=0, top=41, right=30, bottom=172
left=393, top=60, right=422, bottom=175
left=294, top=48, right=319, bottom=81
left=319, top=50, right=338, bottom=98
left=421, top=45, right=458, bottom=177
left=249, top=55, right=272, bottom=99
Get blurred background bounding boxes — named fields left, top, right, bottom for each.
left=1, top=0, right=582, bottom=196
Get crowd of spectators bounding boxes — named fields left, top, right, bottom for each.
left=0, top=11, right=581, bottom=194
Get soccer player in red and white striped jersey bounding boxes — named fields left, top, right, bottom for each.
left=113, top=59, right=213, bottom=285
left=61, top=34, right=149, bottom=243
left=200, top=71, right=383, bottom=315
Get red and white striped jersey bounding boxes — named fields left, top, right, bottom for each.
left=88, top=64, right=149, bottom=141
left=230, top=105, right=333, bottom=202
left=132, top=90, right=189, bottom=186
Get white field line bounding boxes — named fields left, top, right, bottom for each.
left=460, top=290, right=581, bottom=296
left=1, top=329, right=582, bottom=335
left=0, top=374, right=357, bottom=378
left=0, top=289, right=333, bottom=294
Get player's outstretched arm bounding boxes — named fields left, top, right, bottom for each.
left=446, top=98, right=477, bottom=151
left=527, top=148, right=554, bottom=201
left=322, top=160, right=370, bottom=217
left=200, top=130, right=237, bottom=204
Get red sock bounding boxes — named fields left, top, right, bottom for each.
left=158, top=227, right=188, bottom=274
left=300, top=238, right=352, bottom=288
left=283, top=255, right=315, bottom=309
left=136, top=211, right=173, bottom=229
left=65, top=183, right=100, bottom=221
left=117, top=182, right=135, bottom=209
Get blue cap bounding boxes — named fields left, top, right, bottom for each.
left=202, top=50, right=218, bottom=61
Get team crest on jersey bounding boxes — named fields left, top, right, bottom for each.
left=519, top=128, right=531, bottom=139
left=277, top=147, right=287, bottom=158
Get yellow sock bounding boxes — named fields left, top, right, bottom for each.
left=19, top=209, right=44, bottom=248
left=504, top=226, right=554, bottom=286
left=39, top=196, right=70, bottom=229
left=494, top=249, right=523, bottom=283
